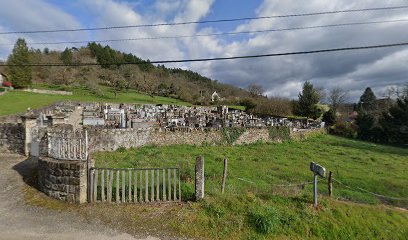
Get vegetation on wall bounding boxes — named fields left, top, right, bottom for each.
left=221, top=127, right=246, bottom=144
left=268, top=126, right=291, bottom=141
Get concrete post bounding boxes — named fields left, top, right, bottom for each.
left=195, top=156, right=205, bottom=200
left=21, top=113, right=38, bottom=156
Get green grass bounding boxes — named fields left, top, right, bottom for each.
left=0, top=86, right=190, bottom=116
left=92, top=135, right=408, bottom=239
left=228, top=105, right=246, bottom=111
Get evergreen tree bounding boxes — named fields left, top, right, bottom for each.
left=60, top=48, right=73, bottom=65
left=355, top=87, right=380, bottom=141
left=293, top=81, right=321, bottom=119
left=7, top=38, right=32, bottom=88
left=355, top=111, right=376, bottom=141
left=322, top=109, right=336, bottom=126
left=380, top=95, right=408, bottom=144
left=358, top=87, right=377, bottom=112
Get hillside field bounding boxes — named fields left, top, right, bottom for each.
left=86, top=135, right=408, bottom=239
left=0, top=85, right=190, bottom=116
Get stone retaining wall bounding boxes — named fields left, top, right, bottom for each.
left=87, top=127, right=325, bottom=153
left=0, top=123, right=24, bottom=154
left=37, top=157, right=88, bottom=203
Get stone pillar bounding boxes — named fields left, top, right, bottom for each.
left=195, top=156, right=205, bottom=200
left=38, top=157, right=88, bottom=203
left=21, top=113, right=38, bottom=156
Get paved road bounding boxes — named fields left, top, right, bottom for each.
left=0, top=154, right=159, bottom=240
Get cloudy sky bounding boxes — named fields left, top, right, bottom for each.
left=1, top=0, right=408, bottom=101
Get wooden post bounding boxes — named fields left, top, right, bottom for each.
left=101, top=170, right=105, bottom=202
left=163, top=169, right=166, bottom=201
left=313, top=174, right=318, bottom=207
left=128, top=170, right=132, bottom=202
left=89, top=169, right=94, bottom=202
left=134, top=171, right=138, bottom=203
left=173, top=169, right=177, bottom=201
left=151, top=169, right=155, bottom=202
left=156, top=170, right=160, bottom=201
left=221, top=158, right=228, bottom=193
left=122, top=170, right=126, bottom=203
left=168, top=169, right=171, bottom=200
left=178, top=168, right=181, bottom=202
left=108, top=170, right=113, bottom=203
left=328, top=171, right=333, bottom=197
left=145, top=170, right=149, bottom=202
left=195, top=156, right=205, bottom=200
left=93, top=169, right=98, bottom=202
left=116, top=170, right=120, bottom=203
left=139, top=170, right=143, bottom=202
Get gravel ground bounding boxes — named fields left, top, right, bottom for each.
left=0, top=154, right=160, bottom=240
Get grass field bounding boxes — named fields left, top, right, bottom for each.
left=90, top=135, right=408, bottom=239
left=0, top=86, right=190, bottom=116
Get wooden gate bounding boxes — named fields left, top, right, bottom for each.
left=89, top=167, right=181, bottom=203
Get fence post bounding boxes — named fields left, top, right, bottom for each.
left=328, top=171, right=333, bottom=197
left=221, top=158, right=228, bottom=193
left=195, top=156, right=205, bottom=200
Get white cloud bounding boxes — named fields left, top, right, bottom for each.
left=1, top=0, right=408, bottom=101
left=0, top=0, right=86, bottom=59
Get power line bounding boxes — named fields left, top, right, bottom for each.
left=2, top=18, right=407, bottom=46
left=1, top=5, right=407, bottom=35
left=1, top=41, right=407, bottom=67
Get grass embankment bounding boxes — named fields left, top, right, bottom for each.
left=88, top=135, right=408, bottom=239
left=0, top=85, right=190, bottom=116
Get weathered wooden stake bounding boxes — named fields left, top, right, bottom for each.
left=328, top=171, right=333, bottom=197
left=313, top=174, right=318, bottom=207
left=195, top=156, right=205, bottom=200
left=116, top=170, right=119, bottom=203
left=221, top=158, right=228, bottom=193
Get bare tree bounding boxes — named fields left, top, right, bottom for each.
left=328, top=87, right=347, bottom=112
left=247, top=83, right=264, bottom=97
left=315, top=86, right=326, bottom=103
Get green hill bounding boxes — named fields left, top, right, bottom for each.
left=0, top=42, right=293, bottom=117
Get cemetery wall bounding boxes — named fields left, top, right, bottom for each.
left=87, top=127, right=324, bottom=152
left=235, top=128, right=270, bottom=144
left=149, top=128, right=223, bottom=146
left=88, top=128, right=151, bottom=152
left=0, top=123, right=24, bottom=154
left=37, top=157, right=88, bottom=203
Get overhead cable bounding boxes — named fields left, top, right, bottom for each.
left=0, top=5, right=407, bottom=35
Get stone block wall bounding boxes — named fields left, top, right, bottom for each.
left=148, top=128, right=223, bottom=146
left=0, top=123, right=24, bottom=154
left=87, top=127, right=326, bottom=153
left=235, top=128, right=270, bottom=145
left=88, top=128, right=151, bottom=152
left=37, top=157, right=88, bottom=203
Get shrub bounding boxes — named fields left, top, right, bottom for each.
left=248, top=206, right=281, bottom=234
left=0, top=87, right=5, bottom=92
left=329, top=122, right=357, bottom=138
left=2, top=81, right=12, bottom=87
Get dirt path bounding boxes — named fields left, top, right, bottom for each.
left=0, top=154, right=160, bottom=240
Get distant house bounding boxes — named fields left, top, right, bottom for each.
left=0, top=73, right=6, bottom=86
left=211, top=91, right=221, bottom=102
